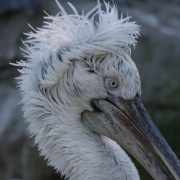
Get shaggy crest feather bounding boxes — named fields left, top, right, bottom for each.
left=17, top=0, right=139, bottom=87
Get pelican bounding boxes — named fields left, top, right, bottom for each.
left=16, top=1, right=180, bottom=180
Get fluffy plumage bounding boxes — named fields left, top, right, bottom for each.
left=18, top=0, right=140, bottom=90
left=17, top=1, right=141, bottom=180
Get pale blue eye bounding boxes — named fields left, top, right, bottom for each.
left=105, top=78, right=118, bottom=89
left=109, top=80, right=117, bottom=88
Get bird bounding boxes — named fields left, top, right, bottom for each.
left=16, top=1, right=180, bottom=180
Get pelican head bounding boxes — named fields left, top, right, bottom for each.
left=17, top=1, right=180, bottom=180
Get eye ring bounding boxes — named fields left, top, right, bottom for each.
left=105, top=78, right=119, bottom=90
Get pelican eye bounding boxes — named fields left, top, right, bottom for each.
left=105, top=78, right=118, bottom=90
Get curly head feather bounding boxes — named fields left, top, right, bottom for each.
left=18, top=0, right=139, bottom=87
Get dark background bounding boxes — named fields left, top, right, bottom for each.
left=0, top=0, right=180, bottom=179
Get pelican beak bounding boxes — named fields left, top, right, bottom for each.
left=82, top=96, right=180, bottom=180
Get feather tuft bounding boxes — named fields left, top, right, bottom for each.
left=18, top=1, right=140, bottom=87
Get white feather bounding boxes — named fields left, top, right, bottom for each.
left=19, top=0, right=139, bottom=87
left=17, top=1, right=141, bottom=180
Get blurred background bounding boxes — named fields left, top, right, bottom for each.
left=0, top=0, right=180, bottom=179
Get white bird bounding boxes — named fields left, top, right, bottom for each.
left=16, top=1, right=180, bottom=180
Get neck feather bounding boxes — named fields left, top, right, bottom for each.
left=25, top=95, right=139, bottom=180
